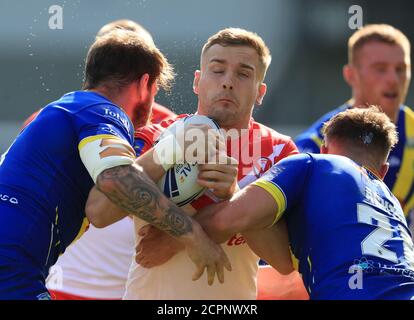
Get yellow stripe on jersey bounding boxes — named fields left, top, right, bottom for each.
left=71, top=217, right=90, bottom=246
left=252, top=179, right=287, bottom=227
left=291, top=249, right=299, bottom=271
left=406, top=195, right=414, bottom=217
left=307, top=255, right=312, bottom=273
left=392, top=106, right=414, bottom=216
left=289, top=249, right=311, bottom=274
left=54, top=207, right=90, bottom=251
left=54, top=207, right=60, bottom=247
left=55, top=206, right=59, bottom=225
left=310, top=133, right=323, bottom=149
left=78, top=134, right=120, bottom=151
left=79, top=134, right=135, bottom=160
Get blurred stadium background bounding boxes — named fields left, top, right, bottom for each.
left=1, top=0, right=414, bottom=153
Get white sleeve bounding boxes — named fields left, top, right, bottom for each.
left=78, top=134, right=136, bottom=183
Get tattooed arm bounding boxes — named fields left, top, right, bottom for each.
left=86, top=163, right=231, bottom=285
left=94, top=164, right=190, bottom=237
left=83, top=123, right=218, bottom=228
left=84, top=147, right=166, bottom=228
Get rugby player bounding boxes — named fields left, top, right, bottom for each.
left=87, top=27, right=303, bottom=299
left=0, top=29, right=229, bottom=299
left=295, top=24, right=414, bottom=231
left=42, top=19, right=177, bottom=301
left=201, top=107, right=414, bottom=299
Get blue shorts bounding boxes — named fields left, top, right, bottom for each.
left=0, top=254, right=51, bottom=300
left=0, top=201, right=55, bottom=300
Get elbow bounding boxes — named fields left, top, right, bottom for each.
left=95, top=170, right=118, bottom=195
left=88, top=217, right=110, bottom=229
left=85, top=190, right=112, bottom=229
left=277, top=264, right=295, bottom=275
left=85, top=202, right=110, bottom=229
left=268, top=258, right=295, bottom=275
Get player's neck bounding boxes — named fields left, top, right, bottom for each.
left=327, top=142, right=381, bottom=176
left=219, top=117, right=251, bottom=133
left=342, top=151, right=382, bottom=179
left=88, top=87, right=129, bottom=114
left=362, top=165, right=383, bottom=180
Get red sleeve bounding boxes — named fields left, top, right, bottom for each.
left=134, top=115, right=187, bottom=155
left=279, top=139, right=299, bottom=159
left=134, top=124, right=163, bottom=155
left=273, top=138, right=299, bottom=164
left=151, top=103, right=177, bottom=124
left=21, top=109, right=42, bottom=130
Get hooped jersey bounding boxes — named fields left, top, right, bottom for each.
left=124, top=115, right=298, bottom=299
left=254, top=153, right=414, bottom=299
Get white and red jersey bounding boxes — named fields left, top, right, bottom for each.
left=46, top=219, right=135, bottom=299
left=124, top=115, right=298, bottom=300
left=44, top=103, right=176, bottom=300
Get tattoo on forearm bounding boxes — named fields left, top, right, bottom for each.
left=96, top=165, right=192, bottom=237
left=164, top=206, right=194, bottom=237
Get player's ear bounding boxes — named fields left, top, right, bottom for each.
left=320, top=143, right=328, bottom=154
left=150, top=81, right=159, bottom=96
left=379, top=162, right=389, bottom=180
left=137, top=73, right=150, bottom=94
left=255, top=83, right=267, bottom=106
left=139, top=73, right=150, bottom=87
left=343, top=64, right=356, bottom=87
left=193, top=70, right=201, bottom=95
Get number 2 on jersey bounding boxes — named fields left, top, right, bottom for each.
left=357, top=203, right=414, bottom=266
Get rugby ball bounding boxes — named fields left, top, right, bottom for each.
left=156, top=115, right=221, bottom=207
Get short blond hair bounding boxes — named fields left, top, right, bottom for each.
left=348, top=24, right=411, bottom=64
left=201, top=28, right=272, bottom=82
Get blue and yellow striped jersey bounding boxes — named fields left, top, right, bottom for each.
left=295, top=103, right=414, bottom=219
left=0, top=91, right=134, bottom=269
left=254, top=153, right=414, bottom=299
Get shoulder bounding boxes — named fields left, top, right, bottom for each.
left=136, top=114, right=186, bottom=140
left=258, top=153, right=315, bottom=193
left=21, top=109, right=42, bottom=130
left=249, top=120, right=299, bottom=161
left=44, top=92, right=130, bottom=129
left=274, top=154, right=359, bottom=186
left=135, top=123, right=164, bottom=142
left=134, top=114, right=189, bottom=154
left=250, top=120, right=293, bottom=143
left=402, top=105, right=414, bottom=121
left=295, top=104, right=349, bottom=152
left=277, top=152, right=315, bottom=167
left=278, top=153, right=355, bottom=172
left=399, top=105, right=414, bottom=141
